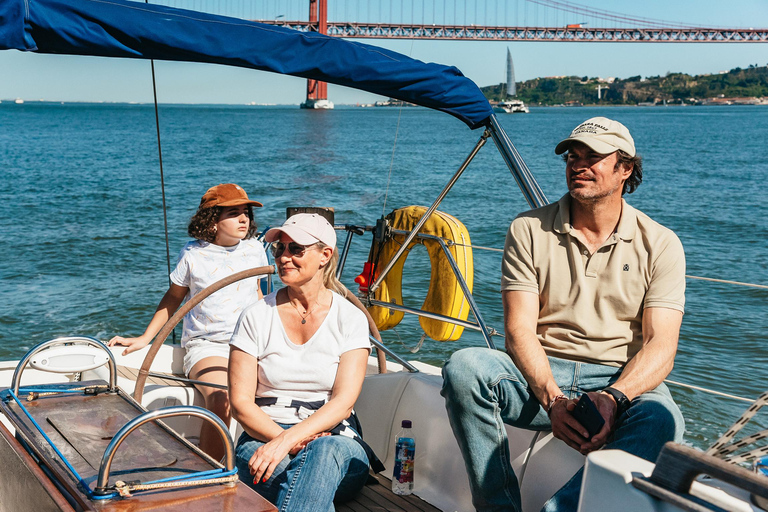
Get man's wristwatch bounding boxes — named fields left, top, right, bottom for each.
left=602, top=387, right=630, bottom=417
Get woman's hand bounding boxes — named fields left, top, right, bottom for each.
left=249, top=432, right=300, bottom=484
left=107, top=335, right=151, bottom=356
left=288, top=432, right=331, bottom=456
left=249, top=431, right=333, bottom=482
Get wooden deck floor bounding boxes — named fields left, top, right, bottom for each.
left=336, top=474, right=441, bottom=512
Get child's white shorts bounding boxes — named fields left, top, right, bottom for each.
left=183, top=339, right=231, bottom=376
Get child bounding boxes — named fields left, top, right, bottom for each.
left=109, top=183, right=268, bottom=460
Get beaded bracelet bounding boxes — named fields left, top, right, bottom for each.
left=547, top=394, right=567, bottom=415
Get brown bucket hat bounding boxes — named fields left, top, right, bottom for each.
left=199, top=183, right=263, bottom=209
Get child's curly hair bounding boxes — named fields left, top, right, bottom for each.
left=188, top=205, right=258, bottom=243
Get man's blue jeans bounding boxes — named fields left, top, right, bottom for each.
left=441, top=348, right=684, bottom=512
left=236, top=427, right=370, bottom=512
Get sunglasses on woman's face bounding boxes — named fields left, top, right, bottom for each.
left=270, top=241, right=317, bottom=258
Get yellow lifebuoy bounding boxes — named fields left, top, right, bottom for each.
left=369, top=206, right=473, bottom=342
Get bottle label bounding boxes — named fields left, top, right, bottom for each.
left=393, top=437, right=415, bottom=483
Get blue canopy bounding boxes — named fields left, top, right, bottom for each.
left=0, top=0, right=493, bottom=128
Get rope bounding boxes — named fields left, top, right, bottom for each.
left=706, top=390, right=768, bottom=464
left=18, top=385, right=110, bottom=399
left=113, top=472, right=238, bottom=497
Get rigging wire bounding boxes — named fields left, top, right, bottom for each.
left=665, top=379, right=754, bottom=404
left=381, top=37, right=415, bottom=217
left=146, top=0, right=176, bottom=343
left=447, top=242, right=768, bottom=290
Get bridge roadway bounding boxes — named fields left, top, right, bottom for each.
left=257, top=21, right=768, bottom=42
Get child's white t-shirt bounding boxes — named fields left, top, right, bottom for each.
left=230, top=290, right=371, bottom=424
left=170, top=239, right=269, bottom=346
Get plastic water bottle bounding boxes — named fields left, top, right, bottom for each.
left=392, top=419, right=415, bottom=495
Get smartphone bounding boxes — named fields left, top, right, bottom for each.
left=571, top=394, right=605, bottom=439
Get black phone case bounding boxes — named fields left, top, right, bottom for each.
left=572, top=394, right=605, bottom=438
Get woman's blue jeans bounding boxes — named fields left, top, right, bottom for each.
left=441, top=347, right=684, bottom=512
left=236, top=426, right=370, bottom=512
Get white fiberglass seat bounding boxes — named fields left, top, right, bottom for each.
left=355, top=361, right=586, bottom=512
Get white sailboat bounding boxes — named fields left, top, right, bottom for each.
left=493, top=48, right=529, bottom=114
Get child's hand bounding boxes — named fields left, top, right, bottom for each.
left=107, top=335, right=151, bottom=356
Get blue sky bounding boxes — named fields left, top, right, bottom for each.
left=1, top=0, right=766, bottom=104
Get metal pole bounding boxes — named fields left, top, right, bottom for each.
left=432, top=236, right=496, bottom=350
left=488, top=115, right=549, bottom=209
left=369, top=128, right=490, bottom=293
left=368, top=299, right=484, bottom=332
left=368, top=335, right=419, bottom=373
left=369, top=231, right=499, bottom=350
left=12, top=337, right=117, bottom=395
left=336, top=227, right=355, bottom=279
left=95, top=406, right=234, bottom=493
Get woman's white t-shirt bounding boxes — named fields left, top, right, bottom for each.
left=170, top=239, right=269, bottom=346
left=230, top=290, right=371, bottom=424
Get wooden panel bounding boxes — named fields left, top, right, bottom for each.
left=117, top=365, right=187, bottom=387
left=335, top=474, right=441, bottom=512
left=0, top=420, right=75, bottom=512
left=1, top=383, right=277, bottom=512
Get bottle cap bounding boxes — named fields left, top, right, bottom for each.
left=401, top=420, right=412, bottom=428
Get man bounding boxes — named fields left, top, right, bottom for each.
left=441, top=117, right=685, bottom=512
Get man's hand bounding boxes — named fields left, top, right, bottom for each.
left=549, top=398, right=591, bottom=451
left=550, top=392, right=618, bottom=455
left=577, top=392, right=617, bottom=454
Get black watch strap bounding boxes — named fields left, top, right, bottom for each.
left=602, top=386, right=630, bottom=416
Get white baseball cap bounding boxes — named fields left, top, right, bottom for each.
left=555, top=117, right=636, bottom=157
left=264, top=213, right=337, bottom=248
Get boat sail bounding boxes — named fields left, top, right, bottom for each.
left=493, top=48, right=530, bottom=114
left=507, top=47, right=517, bottom=97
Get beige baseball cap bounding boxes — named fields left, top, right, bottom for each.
left=264, top=213, right=337, bottom=248
left=555, top=117, right=636, bottom=157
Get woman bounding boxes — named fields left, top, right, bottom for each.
left=229, top=213, right=378, bottom=511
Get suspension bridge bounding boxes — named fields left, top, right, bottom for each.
left=157, top=0, right=766, bottom=105
left=161, top=0, right=767, bottom=43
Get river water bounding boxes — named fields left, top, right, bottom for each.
left=1, top=103, right=766, bottom=450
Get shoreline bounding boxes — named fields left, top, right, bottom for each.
left=3, top=100, right=768, bottom=109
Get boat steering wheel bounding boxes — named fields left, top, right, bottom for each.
left=133, top=264, right=388, bottom=403
left=133, top=265, right=275, bottom=402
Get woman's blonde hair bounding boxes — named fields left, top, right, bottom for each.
left=319, top=244, right=348, bottom=296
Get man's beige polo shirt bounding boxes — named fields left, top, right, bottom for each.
left=501, top=194, right=685, bottom=367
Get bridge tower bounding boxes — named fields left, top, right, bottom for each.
left=300, top=0, right=333, bottom=109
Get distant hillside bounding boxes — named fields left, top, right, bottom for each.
left=482, top=65, right=768, bottom=106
